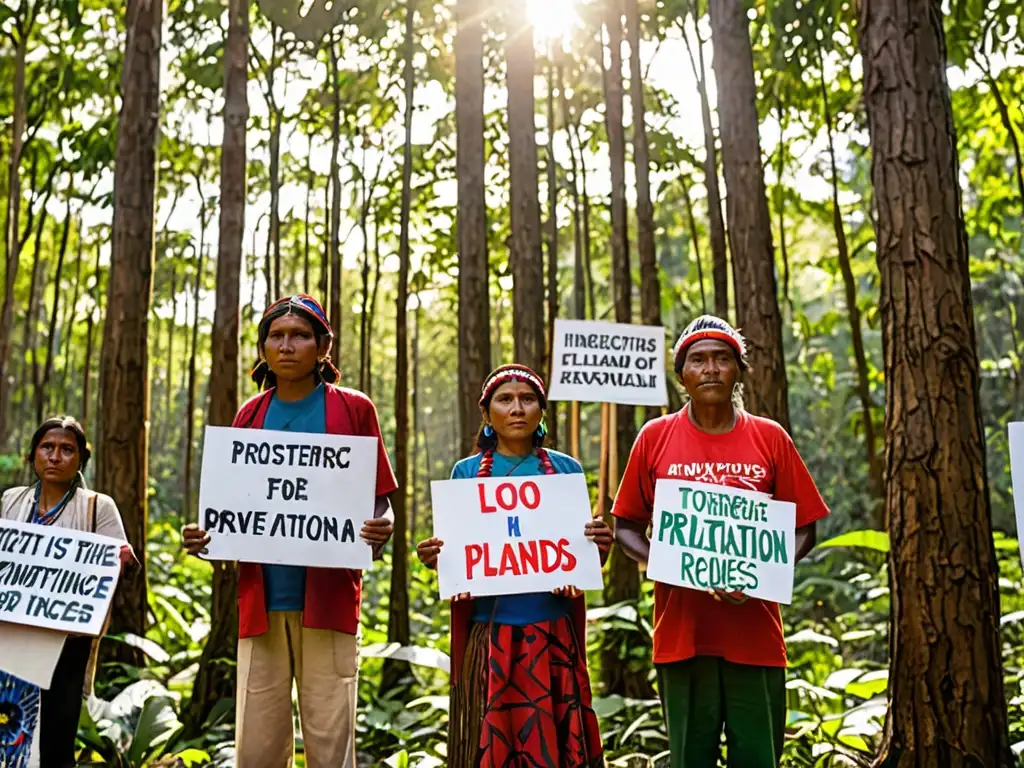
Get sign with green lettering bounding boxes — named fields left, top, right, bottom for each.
left=647, top=480, right=796, bottom=604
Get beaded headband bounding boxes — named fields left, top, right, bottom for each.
left=672, top=315, right=748, bottom=371
left=478, top=364, right=548, bottom=408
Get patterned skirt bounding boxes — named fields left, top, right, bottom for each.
left=450, top=617, right=604, bottom=768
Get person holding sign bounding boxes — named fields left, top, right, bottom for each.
left=612, top=316, right=829, bottom=768
left=416, top=364, right=610, bottom=768
left=182, top=295, right=397, bottom=768
left=0, top=416, right=133, bottom=768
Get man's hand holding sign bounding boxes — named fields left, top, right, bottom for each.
left=426, top=474, right=606, bottom=599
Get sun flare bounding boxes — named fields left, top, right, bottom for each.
left=526, top=0, right=580, bottom=43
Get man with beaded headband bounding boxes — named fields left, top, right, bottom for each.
left=612, top=316, right=830, bottom=767
left=183, top=295, right=398, bottom=768
left=416, top=364, right=611, bottom=767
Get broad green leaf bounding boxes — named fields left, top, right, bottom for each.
left=818, top=530, right=890, bottom=553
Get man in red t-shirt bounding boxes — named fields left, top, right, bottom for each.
left=613, top=315, right=829, bottom=767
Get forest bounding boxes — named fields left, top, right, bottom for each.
left=1, top=0, right=1023, bottom=764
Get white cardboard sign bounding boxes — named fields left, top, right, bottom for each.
left=0, top=519, right=121, bottom=635
left=547, top=318, right=668, bottom=406
left=647, top=480, right=796, bottom=605
left=430, top=474, right=604, bottom=599
left=198, top=426, right=378, bottom=569
left=1009, top=423, right=1024, bottom=569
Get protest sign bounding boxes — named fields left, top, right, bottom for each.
left=1010, top=423, right=1024, bottom=568
left=198, top=426, right=378, bottom=569
left=0, top=519, right=121, bottom=636
left=647, top=480, right=796, bottom=604
left=547, top=318, right=668, bottom=406
left=430, top=474, right=604, bottom=599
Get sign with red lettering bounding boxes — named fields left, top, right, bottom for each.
left=430, top=474, right=604, bottom=599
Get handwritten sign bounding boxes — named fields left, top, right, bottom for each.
left=198, top=426, right=378, bottom=569
left=647, top=480, right=796, bottom=604
left=0, top=520, right=121, bottom=635
left=547, top=319, right=668, bottom=406
left=1010, top=423, right=1024, bottom=569
left=430, top=474, right=603, bottom=599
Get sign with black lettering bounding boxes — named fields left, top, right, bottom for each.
left=547, top=319, right=668, bottom=406
left=0, top=520, right=121, bottom=635
left=198, top=427, right=378, bottom=569
left=430, top=474, right=604, bottom=598
left=647, top=480, right=796, bottom=604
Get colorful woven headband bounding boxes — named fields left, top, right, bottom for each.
left=260, top=294, right=333, bottom=337
left=479, top=364, right=547, bottom=407
left=672, top=315, right=748, bottom=370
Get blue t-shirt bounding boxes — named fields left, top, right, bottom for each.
left=261, top=384, right=327, bottom=611
left=450, top=449, right=585, bottom=626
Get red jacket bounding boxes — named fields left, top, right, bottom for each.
left=233, top=384, right=398, bottom=638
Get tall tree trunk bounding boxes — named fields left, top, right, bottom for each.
left=455, top=0, right=490, bottom=456
left=410, top=300, right=420, bottom=541
left=38, top=198, right=72, bottom=423
left=382, top=0, right=416, bottom=694
left=163, top=263, right=177, bottom=448
left=545, top=56, right=560, bottom=447
left=359, top=154, right=371, bottom=394
left=861, top=2, right=1012, bottom=763
left=774, top=99, right=791, bottom=316
left=816, top=47, right=882, bottom=507
left=266, top=23, right=282, bottom=303
left=183, top=245, right=206, bottom=520
left=571, top=120, right=596, bottom=320
left=328, top=34, right=343, bottom=367
left=58, top=219, right=85, bottom=402
left=626, top=0, right=661, bottom=426
left=304, top=146, right=313, bottom=295
left=184, top=0, right=248, bottom=735
left=22, top=205, right=48, bottom=423
left=710, top=0, right=790, bottom=431
left=506, top=1, right=545, bottom=373
left=557, top=57, right=583, bottom=457
left=97, top=0, right=164, bottom=662
left=683, top=0, right=728, bottom=319
left=601, top=0, right=650, bottom=699
left=82, top=243, right=102, bottom=428
left=681, top=176, right=708, bottom=313
left=320, top=176, right=329, bottom=300
left=0, top=14, right=34, bottom=447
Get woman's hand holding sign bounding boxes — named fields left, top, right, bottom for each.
left=584, top=518, right=613, bottom=564
left=182, top=523, right=211, bottom=556
left=417, top=536, right=443, bottom=569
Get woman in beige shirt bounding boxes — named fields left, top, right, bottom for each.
left=0, top=416, right=132, bottom=768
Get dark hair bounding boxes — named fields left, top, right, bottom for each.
left=27, top=416, right=91, bottom=472
left=250, top=309, right=340, bottom=390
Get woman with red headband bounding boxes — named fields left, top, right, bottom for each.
left=612, top=315, right=829, bottom=767
left=416, top=364, right=611, bottom=768
left=183, top=295, right=397, bottom=768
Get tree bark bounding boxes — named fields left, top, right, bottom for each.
left=328, top=33, right=343, bottom=367
left=22, top=203, right=48, bottom=424
left=681, top=176, right=708, bottom=314
left=626, top=0, right=661, bottom=425
left=58, top=218, right=85, bottom=403
left=773, top=99, right=791, bottom=317
left=304, top=145, right=313, bottom=294
left=183, top=244, right=205, bottom=521
left=601, top=0, right=651, bottom=700
left=82, top=243, right=102, bottom=428
left=456, top=0, right=490, bottom=456
left=266, top=23, right=282, bottom=303
left=861, top=1, right=1012, bottom=763
left=38, top=198, right=73, bottom=423
left=506, top=1, right=545, bottom=374
left=382, top=0, right=415, bottom=693
left=365, top=211, right=382, bottom=400
left=682, top=0, right=728, bottom=319
left=97, top=0, right=164, bottom=663
left=710, top=0, right=790, bottom=431
left=545, top=57, right=560, bottom=447
left=816, top=47, right=882, bottom=507
left=184, top=0, right=247, bottom=735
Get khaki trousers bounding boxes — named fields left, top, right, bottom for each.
left=236, top=611, right=358, bottom=768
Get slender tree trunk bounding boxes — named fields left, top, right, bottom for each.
left=22, top=207, right=47, bottom=423
left=572, top=121, right=596, bottom=320
left=860, top=2, right=1012, bottom=763
left=320, top=176, right=329, bottom=301
left=683, top=0, right=728, bottom=319
left=266, top=24, right=282, bottom=303
left=816, top=49, right=882, bottom=507
left=455, top=0, right=490, bottom=456
left=82, top=243, right=102, bottom=428
left=304, top=147, right=313, bottom=295
left=328, top=34, right=343, bottom=367
left=183, top=244, right=206, bottom=520
left=97, top=0, right=164, bottom=663
left=545, top=56, right=560, bottom=446
left=0, top=17, right=33, bottom=447
left=601, top=0, right=651, bottom=699
left=382, top=0, right=416, bottom=694
left=410, top=300, right=420, bottom=541
left=774, top=99, right=791, bottom=317
left=359, top=158, right=371, bottom=394
left=163, top=263, right=177, bottom=448
left=710, top=0, right=790, bottom=430
left=57, top=219, right=85, bottom=402
left=38, top=199, right=72, bottom=423
left=681, top=176, right=708, bottom=314
left=184, top=0, right=247, bottom=734
left=366, top=212, right=382, bottom=400
left=506, top=1, right=545, bottom=374
left=627, top=0, right=661, bottom=425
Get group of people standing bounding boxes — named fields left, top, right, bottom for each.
left=1, top=292, right=828, bottom=768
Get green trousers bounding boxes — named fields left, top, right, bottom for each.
left=656, top=657, right=786, bottom=768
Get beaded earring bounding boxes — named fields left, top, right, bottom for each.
left=483, top=424, right=495, bottom=437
